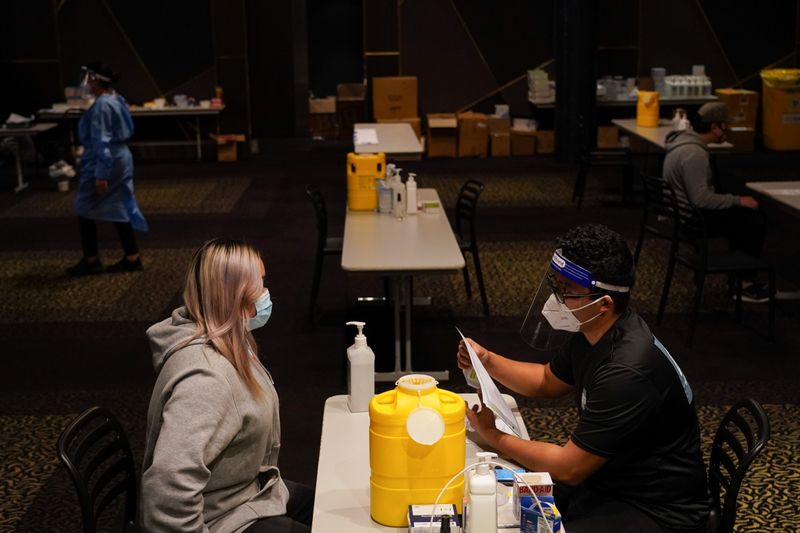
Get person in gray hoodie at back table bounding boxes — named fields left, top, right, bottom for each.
left=663, top=101, right=769, bottom=303
left=142, top=238, right=313, bottom=533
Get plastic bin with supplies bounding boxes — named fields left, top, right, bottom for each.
left=760, top=69, right=800, bottom=150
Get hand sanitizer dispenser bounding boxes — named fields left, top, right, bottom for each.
left=465, top=452, right=498, bottom=533
left=346, top=321, right=375, bottom=412
left=406, top=173, right=418, bottom=215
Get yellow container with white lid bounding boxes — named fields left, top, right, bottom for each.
left=347, top=152, right=384, bottom=211
left=369, top=374, right=466, bottom=527
left=636, top=90, right=660, bottom=127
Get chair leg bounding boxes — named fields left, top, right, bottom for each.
left=768, top=268, right=775, bottom=340
left=471, top=246, right=490, bottom=316
left=309, top=252, right=324, bottom=323
left=462, top=261, right=473, bottom=300
left=735, top=276, right=743, bottom=323
left=573, top=159, right=588, bottom=207
left=688, top=273, right=706, bottom=346
left=657, top=247, right=677, bottom=325
left=622, top=161, right=633, bottom=205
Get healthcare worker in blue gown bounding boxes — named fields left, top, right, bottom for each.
left=67, top=62, right=148, bottom=277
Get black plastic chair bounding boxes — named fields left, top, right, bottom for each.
left=454, top=179, right=489, bottom=316
left=57, top=406, right=138, bottom=533
left=658, top=198, right=775, bottom=345
left=706, top=398, right=771, bottom=533
left=306, top=185, right=343, bottom=322
left=634, top=173, right=678, bottom=267
left=572, top=115, right=633, bottom=208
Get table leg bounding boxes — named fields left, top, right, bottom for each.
left=376, top=276, right=404, bottom=382
left=13, top=140, right=28, bottom=193
left=196, top=117, right=202, bottom=161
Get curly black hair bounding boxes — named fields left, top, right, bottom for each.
left=555, top=223, right=635, bottom=313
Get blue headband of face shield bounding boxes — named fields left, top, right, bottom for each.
left=550, top=249, right=631, bottom=293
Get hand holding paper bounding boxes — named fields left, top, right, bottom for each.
left=457, top=327, right=523, bottom=438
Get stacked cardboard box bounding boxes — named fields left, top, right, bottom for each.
left=457, top=112, right=489, bottom=157
left=488, top=117, right=511, bottom=157
left=715, top=88, right=758, bottom=152
left=308, top=96, right=337, bottom=140
left=427, top=113, right=458, bottom=158
left=511, top=119, right=537, bottom=156
left=371, top=76, right=421, bottom=147
left=337, top=83, right=366, bottom=141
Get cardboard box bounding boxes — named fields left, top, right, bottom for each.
left=457, top=111, right=489, bottom=157
left=487, top=116, right=511, bottom=134
left=372, top=76, right=418, bottom=120
left=511, top=129, right=537, bottom=156
left=536, top=130, right=555, bottom=154
left=513, top=472, right=554, bottom=518
left=727, top=126, right=755, bottom=153
left=377, top=116, right=422, bottom=141
left=597, top=125, right=619, bottom=148
left=715, top=88, right=759, bottom=128
left=427, top=113, right=458, bottom=158
left=490, top=132, right=510, bottom=157
left=761, top=82, right=800, bottom=150
left=309, top=96, right=337, bottom=139
left=337, top=83, right=366, bottom=141
left=211, top=133, right=246, bottom=162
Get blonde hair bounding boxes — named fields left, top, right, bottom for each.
left=183, top=238, right=265, bottom=398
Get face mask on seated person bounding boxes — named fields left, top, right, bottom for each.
left=247, top=291, right=273, bottom=331
left=540, top=293, right=606, bottom=332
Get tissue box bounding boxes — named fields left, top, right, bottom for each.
left=408, top=504, right=461, bottom=532
left=513, top=472, right=554, bottom=518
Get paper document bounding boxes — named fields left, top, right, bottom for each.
left=456, top=327, right=523, bottom=438
left=354, top=128, right=378, bottom=145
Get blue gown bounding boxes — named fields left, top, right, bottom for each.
left=75, top=93, right=148, bottom=232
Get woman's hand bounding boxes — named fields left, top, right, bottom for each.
left=465, top=398, right=501, bottom=446
left=457, top=337, right=491, bottom=371
left=95, top=179, right=109, bottom=194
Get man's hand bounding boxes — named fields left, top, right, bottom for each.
left=95, top=179, right=109, bottom=194
left=740, top=195, right=759, bottom=209
left=457, top=337, right=491, bottom=371
left=465, top=399, right=501, bottom=446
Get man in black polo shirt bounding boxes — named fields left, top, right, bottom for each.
left=457, top=224, right=710, bottom=532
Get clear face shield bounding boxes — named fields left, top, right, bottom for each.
left=520, top=249, right=630, bottom=351
left=77, top=66, right=111, bottom=99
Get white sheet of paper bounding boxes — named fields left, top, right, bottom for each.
left=456, top=327, right=523, bottom=438
left=353, top=128, right=378, bottom=145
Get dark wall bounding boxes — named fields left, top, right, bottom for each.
left=307, top=0, right=363, bottom=97
left=2, top=0, right=306, bottom=141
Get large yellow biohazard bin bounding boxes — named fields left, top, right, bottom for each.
left=346, top=152, right=384, bottom=211
left=369, top=374, right=466, bottom=527
left=760, top=69, right=800, bottom=150
left=636, top=91, right=660, bottom=127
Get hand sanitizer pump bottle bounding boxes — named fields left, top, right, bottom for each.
left=346, top=321, right=375, bottom=412
left=392, top=170, right=406, bottom=219
left=406, top=173, right=418, bottom=214
left=465, top=452, right=498, bottom=533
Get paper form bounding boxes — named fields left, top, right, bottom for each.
left=456, top=327, right=523, bottom=438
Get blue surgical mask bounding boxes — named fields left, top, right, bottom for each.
left=247, top=291, right=273, bottom=331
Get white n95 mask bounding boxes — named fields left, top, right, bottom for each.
left=540, top=293, right=605, bottom=332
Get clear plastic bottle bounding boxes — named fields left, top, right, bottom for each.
left=346, top=321, right=375, bottom=412
left=392, top=172, right=406, bottom=219
left=406, top=173, right=418, bottom=215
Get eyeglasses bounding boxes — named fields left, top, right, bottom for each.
left=546, top=274, right=605, bottom=304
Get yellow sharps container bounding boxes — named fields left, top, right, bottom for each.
left=347, top=152, right=384, bottom=211
left=369, top=374, right=466, bottom=527
left=637, top=90, right=660, bottom=127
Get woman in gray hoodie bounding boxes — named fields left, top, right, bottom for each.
left=142, top=238, right=313, bottom=532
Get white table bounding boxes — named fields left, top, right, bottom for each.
left=312, top=393, right=531, bottom=533
left=354, top=123, right=424, bottom=160
left=342, top=188, right=464, bottom=382
left=611, top=118, right=732, bottom=151
left=38, top=105, right=225, bottom=160
left=0, top=123, right=58, bottom=192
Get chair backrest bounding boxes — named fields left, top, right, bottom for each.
left=57, top=406, right=138, bottom=533
left=454, top=179, right=485, bottom=246
left=672, top=196, right=711, bottom=265
left=708, top=398, right=771, bottom=533
left=305, top=185, right=328, bottom=251
left=640, top=174, right=678, bottom=236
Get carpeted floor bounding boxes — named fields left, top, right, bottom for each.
left=1, top=153, right=798, bottom=532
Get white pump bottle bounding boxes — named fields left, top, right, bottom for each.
left=346, top=321, right=375, bottom=412
left=405, top=173, right=418, bottom=214
left=465, top=451, right=498, bottom=533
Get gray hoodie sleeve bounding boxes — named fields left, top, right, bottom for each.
left=142, top=367, right=242, bottom=533
left=680, top=150, right=740, bottom=210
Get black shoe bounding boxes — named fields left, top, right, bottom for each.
left=737, top=283, right=771, bottom=304
left=106, top=257, right=143, bottom=273
left=67, top=258, right=104, bottom=277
